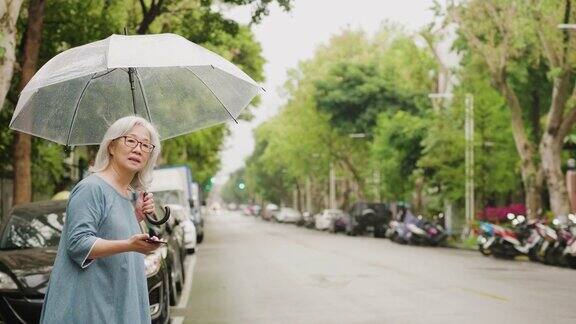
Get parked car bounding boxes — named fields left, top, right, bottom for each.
left=144, top=203, right=186, bottom=307
left=242, top=205, right=252, bottom=216
left=297, top=211, right=315, bottom=228
left=251, top=205, right=262, bottom=216
left=332, top=212, right=352, bottom=233
left=0, top=200, right=171, bottom=324
left=151, top=165, right=205, bottom=243
left=348, top=202, right=392, bottom=237
left=315, top=209, right=345, bottom=231
left=275, top=208, right=303, bottom=223
left=261, top=203, right=279, bottom=221
left=167, top=204, right=197, bottom=254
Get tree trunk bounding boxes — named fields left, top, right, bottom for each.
left=540, top=132, right=570, bottom=216
left=0, top=0, right=24, bottom=110
left=12, top=0, right=45, bottom=206
left=495, top=78, right=544, bottom=219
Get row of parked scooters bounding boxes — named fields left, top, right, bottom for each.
left=477, top=213, right=576, bottom=268
left=243, top=202, right=448, bottom=247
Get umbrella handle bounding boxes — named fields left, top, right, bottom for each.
left=143, top=191, right=171, bottom=225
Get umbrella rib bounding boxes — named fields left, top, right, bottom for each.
left=185, top=67, right=238, bottom=124
left=93, top=68, right=117, bottom=80
left=66, top=73, right=97, bottom=146
left=134, top=69, right=153, bottom=124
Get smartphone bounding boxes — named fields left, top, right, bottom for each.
left=145, top=238, right=168, bottom=244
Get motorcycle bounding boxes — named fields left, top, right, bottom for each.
left=532, top=221, right=559, bottom=264
left=551, top=214, right=576, bottom=267
left=388, top=209, right=446, bottom=246
left=477, top=222, right=496, bottom=256
left=477, top=214, right=536, bottom=259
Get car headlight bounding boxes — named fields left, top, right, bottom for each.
left=144, top=251, right=163, bottom=277
left=0, top=272, right=18, bottom=290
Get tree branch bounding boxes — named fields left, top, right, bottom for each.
left=545, top=73, right=572, bottom=137
left=139, top=0, right=148, bottom=15
left=137, top=0, right=165, bottom=34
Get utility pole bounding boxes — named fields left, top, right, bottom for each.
left=465, top=94, right=475, bottom=235
left=329, top=162, right=336, bottom=209
left=306, top=177, right=312, bottom=213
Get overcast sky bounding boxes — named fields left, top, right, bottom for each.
left=215, top=0, right=437, bottom=183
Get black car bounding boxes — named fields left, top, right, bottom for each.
left=190, top=208, right=204, bottom=243
left=0, top=200, right=171, bottom=324
left=145, top=209, right=186, bottom=306
left=347, top=202, right=392, bottom=237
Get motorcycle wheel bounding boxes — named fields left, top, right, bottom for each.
left=544, top=246, right=561, bottom=266
left=479, top=244, right=491, bottom=256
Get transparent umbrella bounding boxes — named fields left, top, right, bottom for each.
left=9, top=33, right=263, bottom=225
left=9, top=33, right=263, bottom=146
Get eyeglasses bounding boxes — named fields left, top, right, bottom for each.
left=119, top=136, right=155, bottom=153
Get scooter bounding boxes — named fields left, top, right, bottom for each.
left=477, top=222, right=496, bottom=256
left=477, top=214, right=536, bottom=259
left=552, top=214, right=576, bottom=267
left=388, top=208, right=418, bottom=244
left=532, top=222, right=559, bottom=264
left=407, top=217, right=447, bottom=246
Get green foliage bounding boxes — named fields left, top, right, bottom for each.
left=161, top=125, right=226, bottom=186
left=0, top=0, right=275, bottom=201
left=314, top=32, right=436, bottom=134
left=418, top=58, right=521, bottom=207
left=372, top=111, right=427, bottom=200
left=31, top=141, right=66, bottom=200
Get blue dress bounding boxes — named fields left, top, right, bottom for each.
left=40, top=174, right=151, bottom=324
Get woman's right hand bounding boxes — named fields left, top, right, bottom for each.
left=127, top=233, right=162, bottom=254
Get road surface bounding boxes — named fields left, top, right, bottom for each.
left=174, top=210, right=576, bottom=324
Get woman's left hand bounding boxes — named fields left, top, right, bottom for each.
left=135, top=192, right=154, bottom=222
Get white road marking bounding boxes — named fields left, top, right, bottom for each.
left=172, top=254, right=197, bottom=310
left=171, top=316, right=184, bottom=324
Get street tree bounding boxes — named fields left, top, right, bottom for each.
left=448, top=0, right=576, bottom=218
left=0, top=0, right=24, bottom=111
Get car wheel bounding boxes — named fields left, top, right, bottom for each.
left=169, top=267, right=181, bottom=306
left=163, top=271, right=171, bottom=322
left=178, top=253, right=186, bottom=290
left=197, top=233, right=204, bottom=243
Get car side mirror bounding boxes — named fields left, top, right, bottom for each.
left=189, top=199, right=194, bottom=208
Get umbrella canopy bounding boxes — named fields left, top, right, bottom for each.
left=10, top=33, right=263, bottom=145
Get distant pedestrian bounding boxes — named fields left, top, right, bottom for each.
left=40, top=116, right=163, bottom=323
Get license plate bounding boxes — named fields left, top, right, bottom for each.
left=367, top=226, right=374, bottom=231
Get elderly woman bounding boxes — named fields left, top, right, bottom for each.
left=40, top=116, right=164, bottom=323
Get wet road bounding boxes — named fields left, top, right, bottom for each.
left=177, top=210, right=576, bottom=324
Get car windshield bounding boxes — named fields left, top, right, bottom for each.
left=0, top=205, right=66, bottom=250
left=153, top=190, right=185, bottom=206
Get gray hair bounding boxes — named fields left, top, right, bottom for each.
left=89, top=116, right=161, bottom=191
